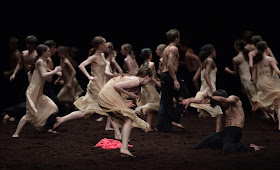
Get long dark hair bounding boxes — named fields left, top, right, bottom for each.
left=199, top=44, right=215, bottom=62
left=253, top=41, right=267, bottom=64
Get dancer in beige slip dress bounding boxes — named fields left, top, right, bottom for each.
left=53, top=36, right=120, bottom=139
left=98, top=66, right=153, bottom=157
left=56, top=46, right=84, bottom=106
left=251, top=41, right=280, bottom=130
left=135, top=48, right=161, bottom=131
left=225, top=39, right=258, bottom=111
left=190, top=44, right=223, bottom=132
left=12, top=44, right=62, bottom=137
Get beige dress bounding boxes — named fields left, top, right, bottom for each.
left=252, top=60, right=280, bottom=111
left=190, top=68, right=223, bottom=117
left=22, top=60, right=58, bottom=127
left=135, top=68, right=160, bottom=116
left=235, top=56, right=258, bottom=108
left=73, top=57, right=108, bottom=118
left=57, top=58, right=84, bottom=103
left=98, top=76, right=149, bottom=132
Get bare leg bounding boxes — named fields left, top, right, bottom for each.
left=96, top=116, right=104, bottom=122
left=108, top=117, right=121, bottom=140
left=53, top=110, right=85, bottom=129
left=12, top=117, right=28, bottom=137
left=143, top=108, right=153, bottom=132
left=105, top=117, right=113, bottom=131
left=120, top=119, right=135, bottom=157
left=215, top=115, right=223, bottom=132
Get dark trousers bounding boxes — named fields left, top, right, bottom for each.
left=156, top=72, right=190, bottom=132
left=194, top=126, right=254, bottom=152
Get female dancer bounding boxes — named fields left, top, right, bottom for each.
left=53, top=36, right=120, bottom=139
left=190, top=44, right=223, bottom=132
left=98, top=66, right=153, bottom=157
left=12, top=44, right=62, bottom=137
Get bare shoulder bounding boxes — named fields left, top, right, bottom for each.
left=36, top=59, right=44, bottom=66
left=169, top=46, right=178, bottom=53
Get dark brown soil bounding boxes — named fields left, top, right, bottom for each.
left=1, top=111, right=280, bottom=169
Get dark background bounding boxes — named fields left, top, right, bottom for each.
left=3, top=0, right=280, bottom=100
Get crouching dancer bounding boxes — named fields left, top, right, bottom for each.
left=179, top=89, right=264, bottom=152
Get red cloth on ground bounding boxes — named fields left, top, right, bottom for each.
left=94, top=138, right=133, bottom=150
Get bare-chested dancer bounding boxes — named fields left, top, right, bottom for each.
left=179, top=89, right=264, bottom=152
left=10, top=35, right=38, bottom=81
left=155, top=28, right=190, bottom=132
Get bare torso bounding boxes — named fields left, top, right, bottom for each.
left=185, top=49, right=200, bottom=72
left=162, top=45, right=179, bottom=73
left=22, top=50, right=38, bottom=73
left=221, top=97, right=245, bottom=128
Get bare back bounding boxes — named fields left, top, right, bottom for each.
left=185, top=49, right=200, bottom=72
left=162, top=45, right=179, bottom=73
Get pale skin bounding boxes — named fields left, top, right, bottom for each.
left=141, top=54, right=161, bottom=131
left=192, top=52, right=222, bottom=132
left=161, top=42, right=180, bottom=91
left=9, top=43, right=38, bottom=81
left=113, top=75, right=152, bottom=157
left=252, top=53, right=280, bottom=130
left=121, top=46, right=139, bottom=75
left=52, top=41, right=123, bottom=140
left=12, top=48, right=62, bottom=138
left=179, top=95, right=264, bottom=151
left=248, top=46, right=275, bottom=77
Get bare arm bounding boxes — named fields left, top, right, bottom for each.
left=167, top=47, right=180, bottom=90
left=111, top=58, right=123, bottom=73
left=179, top=96, right=209, bottom=109
left=105, top=61, right=115, bottom=78
left=209, top=95, right=239, bottom=104
left=249, top=50, right=257, bottom=74
left=9, top=58, right=22, bottom=81
left=225, top=57, right=239, bottom=75
left=37, top=60, right=61, bottom=79
left=113, top=78, right=140, bottom=99
left=204, top=58, right=215, bottom=92
left=78, top=56, right=96, bottom=81
left=64, top=58, right=77, bottom=86
left=269, top=57, right=280, bottom=76
left=192, top=66, right=201, bottom=91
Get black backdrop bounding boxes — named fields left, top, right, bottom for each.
left=3, top=0, right=280, bottom=99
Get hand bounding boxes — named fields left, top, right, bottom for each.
left=174, top=80, right=180, bottom=91
left=225, top=67, right=230, bottom=73
left=9, top=74, right=15, bottom=82
left=178, top=97, right=190, bottom=110
left=54, top=66, right=62, bottom=72
left=128, top=92, right=138, bottom=100
left=56, top=71, right=62, bottom=77
left=66, top=82, right=73, bottom=89
left=124, top=100, right=136, bottom=108
left=88, top=76, right=98, bottom=82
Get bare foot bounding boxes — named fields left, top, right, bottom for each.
left=96, top=116, right=104, bottom=122
left=2, top=114, right=10, bottom=123
left=120, top=148, right=136, bottom=157
left=12, top=134, right=19, bottom=138
left=9, top=117, right=15, bottom=121
left=115, top=133, right=121, bottom=141
left=172, top=122, right=185, bottom=129
left=250, top=144, right=265, bottom=151
left=47, top=129, right=58, bottom=134
left=105, top=126, right=114, bottom=131
left=53, top=117, right=63, bottom=129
